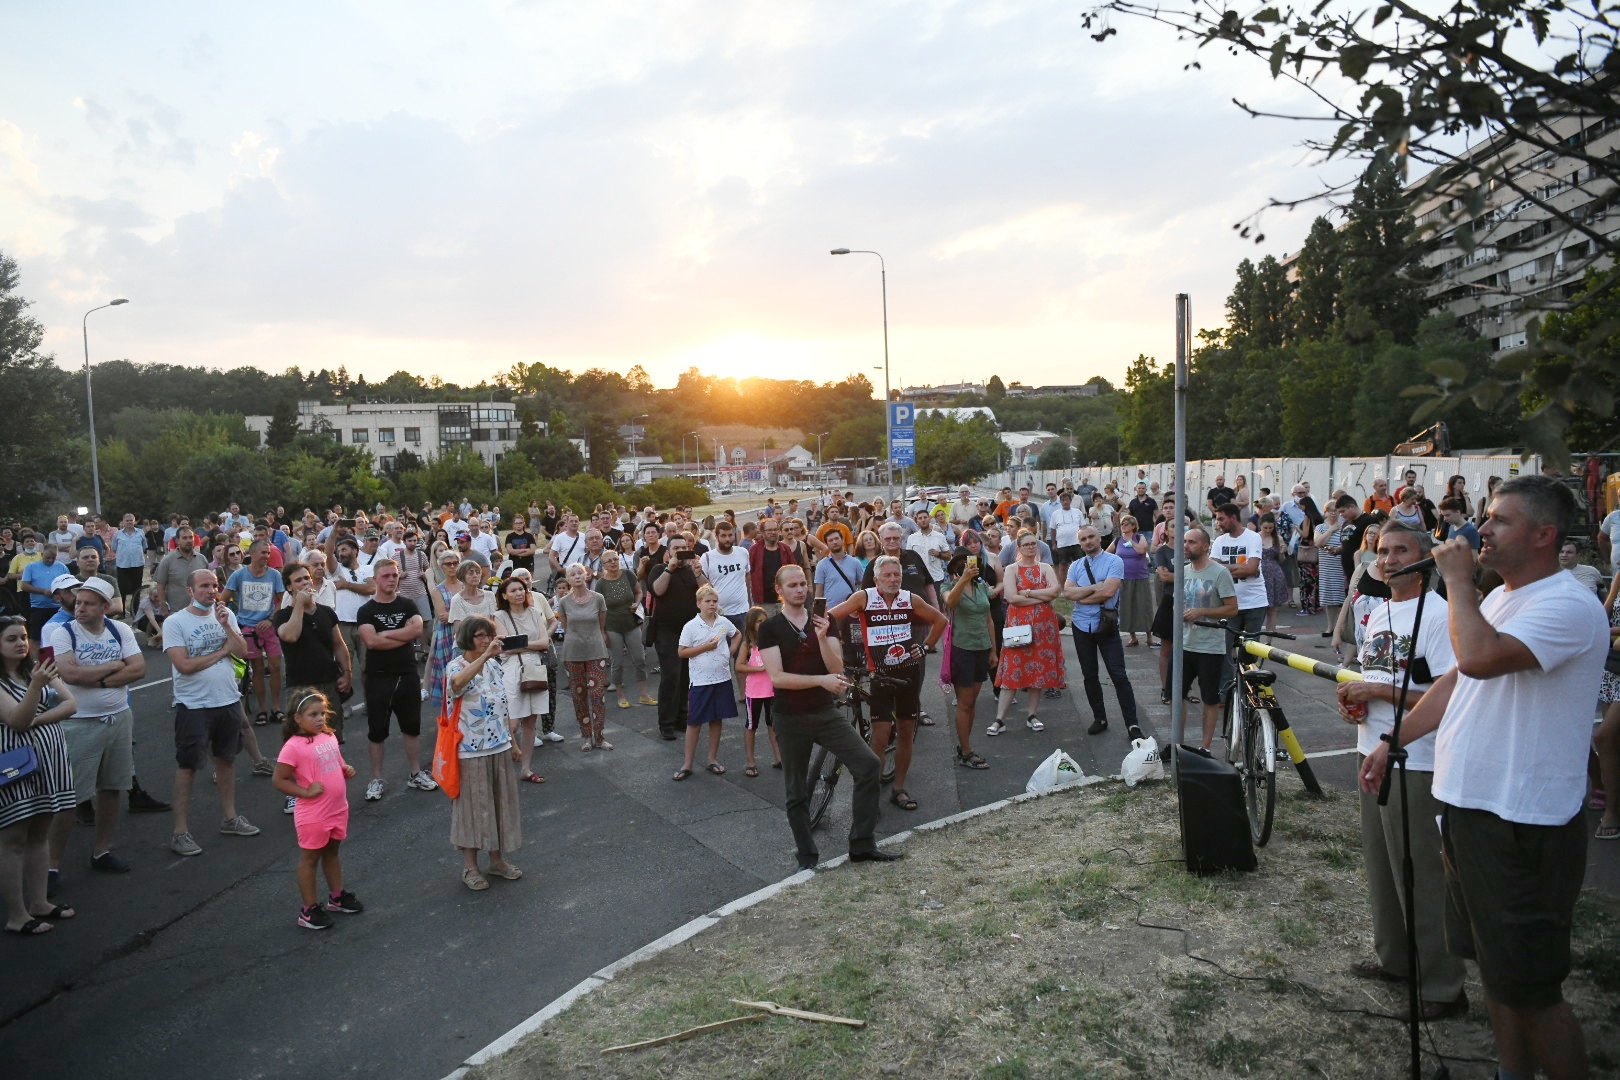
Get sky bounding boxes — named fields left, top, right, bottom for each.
left=1, top=1, right=1357, bottom=394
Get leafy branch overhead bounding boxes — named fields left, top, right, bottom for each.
left=1083, top=0, right=1620, bottom=461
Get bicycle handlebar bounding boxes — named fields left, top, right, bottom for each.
left=1190, top=619, right=1296, bottom=641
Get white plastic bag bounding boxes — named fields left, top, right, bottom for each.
left=1120, top=737, right=1164, bottom=787
left=1025, top=748, right=1087, bottom=793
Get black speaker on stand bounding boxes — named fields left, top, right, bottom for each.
left=1174, top=745, right=1257, bottom=874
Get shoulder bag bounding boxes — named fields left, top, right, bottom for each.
left=500, top=611, right=548, bottom=692
left=1082, top=557, right=1120, bottom=637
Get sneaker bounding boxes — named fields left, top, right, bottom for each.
left=283, top=795, right=297, bottom=815
left=364, top=778, right=385, bottom=801
left=533, top=735, right=545, bottom=747
left=323, top=890, right=364, bottom=914
left=297, top=904, right=333, bottom=930
left=91, top=850, right=132, bottom=873
left=1087, top=718, right=1108, bottom=736
left=544, top=730, right=564, bottom=743
left=219, top=815, right=261, bottom=837
left=170, top=832, right=203, bottom=857
left=1127, top=725, right=1145, bottom=742
left=251, top=760, right=274, bottom=777
left=406, top=770, right=439, bottom=791
left=128, top=787, right=171, bottom=813
left=986, top=720, right=1007, bottom=737
left=1026, top=716, right=1046, bottom=732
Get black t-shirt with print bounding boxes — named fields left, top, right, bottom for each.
left=356, top=597, right=420, bottom=676
left=271, top=603, right=341, bottom=684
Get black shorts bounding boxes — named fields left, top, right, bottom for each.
left=116, top=566, right=144, bottom=597
left=174, top=703, right=244, bottom=769
left=949, top=646, right=991, bottom=686
left=363, top=670, right=423, bottom=742
left=1150, top=595, right=1176, bottom=641
left=1441, top=804, right=1587, bottom=1008
left=1181, top=651, right=1223, bottom=703
left=1055, top=545, right=1082, bottom=565
left=869, top=665, right=921, bottom=723
left=25, top=607, right=55, bottom=643
left=745, top=696, right=774, bottom=731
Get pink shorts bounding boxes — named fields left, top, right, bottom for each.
left=295, top=818, right=347, bottom=850
left=242, top=621, right=283, bottom=659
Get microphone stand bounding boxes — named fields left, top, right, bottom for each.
left=1376, top=565, right=1432, bottom=1080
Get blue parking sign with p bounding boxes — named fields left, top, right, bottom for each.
left=889, top=402, right=914, bottom=428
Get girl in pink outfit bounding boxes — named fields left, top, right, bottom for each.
left=735, top=607, right=780, bottom=777
left=274, top=689, right=363, bottom=930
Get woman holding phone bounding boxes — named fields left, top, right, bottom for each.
left=494, top=576, right=554, bottom=781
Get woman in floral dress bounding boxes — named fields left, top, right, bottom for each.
left=988, top=530, right=1065, bottom=736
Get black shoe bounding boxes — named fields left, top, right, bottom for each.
left=1087, top=718, right=1108, bottom=736
left=659, top=730, right=678, bottom=741
left=128, top=788, right=171, bottom=814
left=1127, top=725, right=1145, bottom=742
left=849, top=849, right=903, bottom=863
left=796, top=854, right=820, bottom=871
left=75, top=801, right=94, bottom=827
left=91, top=851, right=132, bottom=874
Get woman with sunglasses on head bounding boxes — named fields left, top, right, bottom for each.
left=494, top=573, right=555, bottom=779
left=0, top=615, right=78, bottom=935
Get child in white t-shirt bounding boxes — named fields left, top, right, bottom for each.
left=674, top=585, right=740, bottom=781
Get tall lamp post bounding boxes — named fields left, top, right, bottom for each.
left=830, top=248, right=891, bottom=503
left=812, top=431, right=829, bottom=487
left=686, top=431, right=700, bottom=478
left=629, top=413, right=649, bottom=484
left=83, top=298, right=129, bottom=517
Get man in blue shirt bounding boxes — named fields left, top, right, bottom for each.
left=21, top=543, right=71, bottom=644
left=1062, top=526, right=1142, bottom=742
left=1437, top=498, right=1481, bottom=551
left=225, top=541, right=285, bottom=726
left=112, top=513, right=147, bottom=616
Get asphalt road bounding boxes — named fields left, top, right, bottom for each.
left=2, top=605, right=1613, bottom=1080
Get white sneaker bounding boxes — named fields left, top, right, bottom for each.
left=364, top=778, right=385, bottom=801
left=533, top=735, right=545, bottom=748
left=219, top=815, right=261, bottom=837
left=544, top=731, right=564, bottom=743
left=283, top=795, right=296, bottom=815
left=406, top=770, right=438, bottom=791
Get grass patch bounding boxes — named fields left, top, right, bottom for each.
left=468, top=783, right=1620, bottom=1080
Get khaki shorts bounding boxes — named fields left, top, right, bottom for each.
left=62, top=710, right=135, bottom=803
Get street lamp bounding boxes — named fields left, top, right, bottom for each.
left=812, top=431, right=829, bottom=489
left=83, top=298, right=129, bottom=517
left=830, top=248, right=891, bottom=503
left=686, top=430, right=700, bottom=477
left=629, top=413, right=649, bottom=484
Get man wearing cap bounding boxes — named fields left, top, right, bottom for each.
left=325, top=534, right=376, bottom=681
left=46, top=576, right=147, bottom=878
left=69, top=545, right=124, bottom=617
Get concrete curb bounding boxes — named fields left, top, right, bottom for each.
left=441, top=772, right=1110, bottom=1079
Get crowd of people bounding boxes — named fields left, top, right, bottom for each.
left=1, top=472, right=1616, bottom=1075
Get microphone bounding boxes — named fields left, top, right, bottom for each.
left=1387, top=557, right=1437, bottom=578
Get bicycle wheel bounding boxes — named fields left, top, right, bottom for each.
left=807, top=746, right=840, bottom=830
left=1243, top=707, right=1277, bottom=847
left=1222, top=682, right=1245, bottom=766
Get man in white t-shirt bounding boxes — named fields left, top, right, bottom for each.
left=327, top=536, right=376, bottom=680
left=161, top=569, right=259, bottom=858
left=1361, top=476, right=1608, bottom=1078
left=466, top=518, right=500, bottom=564
left=1045, top=490, right=1088, bottom=578
left=905, top=509, right=952, bottom=588
left=1599, top=505, right=1620, bottom=573
left=1211, top=503, right=1265, bottom=697
left=701, top=520, right=752, bottom=633
left=1334, top=522, right=1466, bottom=1019
left=46, top=577, right=147, bottom=878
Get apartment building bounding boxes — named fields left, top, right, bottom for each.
left=244, top=400, right=522, bottom=473
left=1417, top=105, right=1619, bottom=352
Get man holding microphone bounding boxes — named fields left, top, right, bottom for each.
left=1361, top=476, right=1608, bottom=1080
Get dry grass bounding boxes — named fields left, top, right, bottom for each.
left=467, top=783, right=1620, bottom=1080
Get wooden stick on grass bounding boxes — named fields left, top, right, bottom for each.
left=599, top=1013, right=766, bottom=1055
left=730, top=999, right=867, bottom=1028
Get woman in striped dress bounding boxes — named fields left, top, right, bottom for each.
left=1314, top=504, right=1348, bottom=637
left=426, top=549, right=463, bottom=716
left=0, top=615, right=78, bottom=935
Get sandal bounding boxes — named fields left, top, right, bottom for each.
left=639, top=696, right=658, bottom=706
left=1589, top=791, right=1607, bottom=812
left=462, top=868, right=489, bottom=891
left=487, top=862, right=524, bottom=880
left=744, top=765, right=760, bottom=777
left=595, top=739, right=614, bottom=751
left=4, top=918, right=53, bottom=936
left=618, top=698, right=631, bottom=709
left=272, top=711, right=286, bottom=726
left=771, top=760, right=782, bottom=769
left=31, top=904, right=75, bottom=921
left=890, top=789, right=918, bottom=811
left=519, top=772, right=546, bottom=784
left=580, top=742, right=593, bottom=753
left=955, top=749, right=989, bottom=770
left=254, top=712, right=268, bottom=727
left=706, top=762, right=726, bottom=775
left=1597, top=823, right=1620, bottom=841
left=672, top=768, right=693, bottom=782
left=917, top=712, right=936, bottom=727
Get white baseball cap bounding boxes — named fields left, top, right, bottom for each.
left=75, top=576, right=115, bottom=602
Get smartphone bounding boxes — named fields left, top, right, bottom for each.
left=37, top=646, right=54, bottom=665
left=813, top=597, right=827, bottom=619
left=500, top=634, right=528, bottom=651
left=967, top=555, right=978, bottom=570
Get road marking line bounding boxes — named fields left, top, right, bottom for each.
left=1306, top=747, right=1359, bottom=759
left=131, top=678, right=173, bottom=692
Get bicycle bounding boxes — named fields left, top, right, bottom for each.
left=1193, top=620, right=1322, bottom=847
left=806, top=666, right=907, bottom=830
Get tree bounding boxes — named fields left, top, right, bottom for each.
left=1291, top=216, right=1341, bottom=340
left=914, top=413, right=1003, bottom=484
left=1118, top=354, right=1174, bottom=462
left=515, top=430, right=585, bottom=479
left=1034, top=440, right=1074, bottom=470
left=1338, top=157, right=1429, bottom=345
left=266, top=399, right=301, bottom=449
left=1530, top=269, right=1620, bottom=450
left=985, top=374, right=1007, bottom=403
left=1081, top=0, right=1620, bottom=461
left=824, top=412, right=885, bottom=459
left=0, top=251, right=83, bottom=520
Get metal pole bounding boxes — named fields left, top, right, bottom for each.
left=81, top=301, right=127, bottom=517
left=880, top=262, right=892, bottom=506
left=1170, top=294, right=1190, bottom=771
